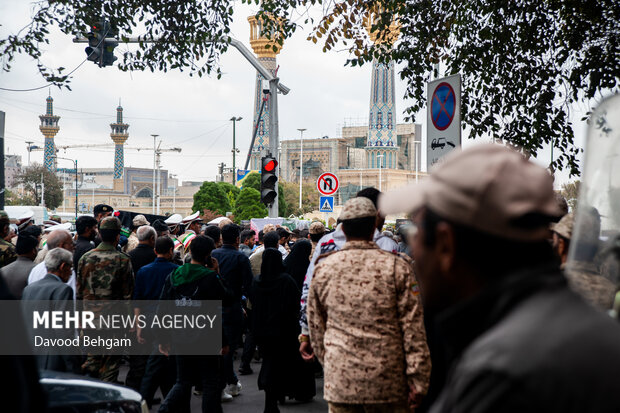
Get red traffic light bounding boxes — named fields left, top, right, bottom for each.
left=264, top=159, right=277, bottom=172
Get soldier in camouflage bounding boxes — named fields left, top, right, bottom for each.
left=77, top=216, right=133, bottom=382
left=0, top=211, right=17, bottom=269
left=308, top=197, right=430, bottom=413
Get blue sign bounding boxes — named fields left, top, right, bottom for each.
left=319, top=196, right=334, bottom=213
left=431, top=82, right=456, bottom=131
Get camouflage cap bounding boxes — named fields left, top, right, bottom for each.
left=132, top=214, right=149, bottom=227
left=99, top=216, right=122, bottom=231
left=340, top=197, right=377, bottom=221
left=309, top=221, right=326, bottom=235
left=552, top=213, right=574, bottom=240
left=0, top=211, right=9, bottom=223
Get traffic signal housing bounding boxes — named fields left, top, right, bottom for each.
left=85, top=21, right=105, bottom=65
left=260, top=155, right=278, bottom=205
left=85, top=20, right=118, bottom=67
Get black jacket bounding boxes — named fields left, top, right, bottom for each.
left=212, top=245, right=253, bottom=303
left=74, top=236, right=95, bottom=270
left=158, top=264, right=233, bottom=349
left=429, top=264, right=620, bottom=413
left=128, top=244, right=156, bottom=275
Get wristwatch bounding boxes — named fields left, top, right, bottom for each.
left=298, top=334, right=309, bottom=343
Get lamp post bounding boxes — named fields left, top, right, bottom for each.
left=297, top=128, right=306, bottom=210
left=53, top=156, right=78, bottom=219
left=151, top=134, right=159, bottom=214
left=377, top=154, right=384, bottom=192
left=413, top=140, right=421, bottom=184
left=170, top=173, right=177, bottom=212
left=230, top=117, right=242, bottom=184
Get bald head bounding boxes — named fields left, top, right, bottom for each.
left=46, top=229, right=74, bottom=252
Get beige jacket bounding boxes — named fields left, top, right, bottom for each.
left=308, top=240, right=431, bottom=404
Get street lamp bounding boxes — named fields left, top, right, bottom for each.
left=297, top=128, right=306, bottom=210
left=230, top=117, right=242, bottom=184
left=377, top=154, right=384, bottom=192
left=53, top=156, right=78, bottom=219
left=151, top=134, right=159, bottom=215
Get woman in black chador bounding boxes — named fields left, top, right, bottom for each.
left=250, top=248, right=315, bottom=413
left=283, top=239, right=312, bottom=290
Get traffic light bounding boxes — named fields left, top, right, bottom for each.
left=85, top=21, right=105, bottom=65
left=102, top=23, right=118, bottom=67
left=260, top=155, right=278, bottom=205
left=85, top=20, right=118, bottom=67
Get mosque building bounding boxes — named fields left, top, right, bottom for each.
left=36, top=96, right=198, bottom=216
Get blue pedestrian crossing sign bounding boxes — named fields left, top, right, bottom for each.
left=319, top=196, right=334, bottom=213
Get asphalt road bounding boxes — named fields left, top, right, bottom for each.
left=119, top=352, right=328, bottom=412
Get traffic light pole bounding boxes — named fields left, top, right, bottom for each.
left=268, top=79, right=279, bottom=218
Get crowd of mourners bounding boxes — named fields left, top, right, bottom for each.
left=1, top=144, right=620, bottom=413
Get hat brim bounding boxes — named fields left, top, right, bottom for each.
left=379, top=180, right=430, bottom=216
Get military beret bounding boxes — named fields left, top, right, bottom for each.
left=152, top=219, right=169, bottom=233
left=340, top=197, right=377, bottom=221
left=93, top=204, right=113, bottom=215
left=99, top=216, right=122, bottom=231
left=309, top=221, right=326, bottom=235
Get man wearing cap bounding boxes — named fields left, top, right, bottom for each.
left=380, top=144, right=620, bottom=412
left=552, top=211, right=616, bottom=311
left=93, top=204, right=113, bottom=222
left=92, top=204, right=113, bottom=247
left=308, top=197, right=430, bottom=412
left=179, top=211, right=202, bottom=258
left=17, top=210, right=35, bottom=233
left=308, top=221, right=326, bottom=259
left=126, top=214, right=150, bottom=253
left=77, top=216, right=133, bottom=382
left=0, top=211, right=17, bottom=269
left=299, top=187, right=398, bottom=361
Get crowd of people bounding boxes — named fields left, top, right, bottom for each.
left=1, top=144, right=620, bottom=413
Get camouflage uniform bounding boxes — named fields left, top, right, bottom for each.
left=0, top=212, right=17, bottom=269
left=564, top=261, right=616, bottom=312
left=77, top=217, right=133, bottom=382
left=125, top=232, right=139, bottom=253
left=307, top=197, right=430, bottom=407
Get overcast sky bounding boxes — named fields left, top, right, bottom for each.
left=0, top=1, right=586, bottom=187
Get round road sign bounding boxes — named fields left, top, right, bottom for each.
left=431, top=82, right=456, bottom=131
left=317, top=173, right=339, bottom=196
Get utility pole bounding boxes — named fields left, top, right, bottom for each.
left=297, top=128, right=306, bottom=210
left=268, top=78, right=280, bottom=218
left=0, top=111, right=5, bottom=209
left=40, top=173, right=45, bottom=207
left=25, top=141, right=34, bottom=167
left=150, top=134, right=159, bottom=214
left=414, top=140, right=421, bottom=184
left=156, top=142, right=162, bottom=215
left=377, top=154, right=384, bottom=192
left=230, top=117, right=242, bottom=185
left=170, top=174, right=177, bottom=212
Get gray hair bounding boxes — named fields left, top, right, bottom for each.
left=44, top=247, right=73, bottom=272
left=137, top=225, right=156, bottom=242
left=46, top=229, right=72, bottom=250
